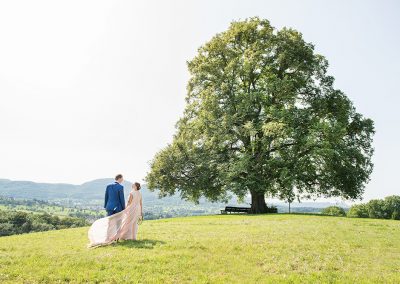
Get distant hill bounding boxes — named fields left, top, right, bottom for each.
left=0, top=178, right=78, bottom=199
left=0, top=178, right=244, bottom=207
left=0, top=178, right=249, bottom=218
left=0, top=178, right=349, bottom=212
left=0, top=178, right=159, bottom=201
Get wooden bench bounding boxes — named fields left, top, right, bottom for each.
left=220, top=206, right=251, bottom=214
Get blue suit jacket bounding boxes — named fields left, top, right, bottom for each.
left=104, top=182, right=125, bottom=212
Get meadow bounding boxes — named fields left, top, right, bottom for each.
left=0, top=214, right=399, bottom=283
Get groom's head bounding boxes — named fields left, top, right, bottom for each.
left=115, top=174, right=123, bottom=183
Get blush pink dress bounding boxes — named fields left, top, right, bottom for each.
left=88, top=190, right=142, bottom=247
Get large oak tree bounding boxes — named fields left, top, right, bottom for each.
left=146, top=18, right=374, bottom=213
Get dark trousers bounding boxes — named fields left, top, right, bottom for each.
left=107, top=208, right=123, bottom=216
left=107, top=210, right=116, bottom=216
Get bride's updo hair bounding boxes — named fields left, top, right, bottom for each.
left=134, top=182, right=141, bottom=190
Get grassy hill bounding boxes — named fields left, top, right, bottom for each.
left=0, top=214, right=399, bottom=283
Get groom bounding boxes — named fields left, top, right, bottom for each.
left=104, top=174, right=126, bottom=216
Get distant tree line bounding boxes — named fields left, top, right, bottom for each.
left=321, top=206, right=347, bottom=217
left=0, top=196, right=105, bottom=222
left=321, top=195, right=400, bottom=220
left=347, top=195, right=400, bottom=220
left=0, top=210, right=89, bottom=237
left=0, top=196, right=50, bottom=206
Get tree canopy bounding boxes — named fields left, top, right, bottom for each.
left=146, top=17, right=374, bottom=213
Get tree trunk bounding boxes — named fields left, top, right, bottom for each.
left=288, top=202, right=291, bottom=213
left=250, top=191, right=267, bottom=214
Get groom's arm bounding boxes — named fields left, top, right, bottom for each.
left=118, top=187, right=126, bottom=210
left=104, top=186, right=109, bottom=209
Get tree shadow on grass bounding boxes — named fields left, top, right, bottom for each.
left=114, top=239, right=166, bottom=249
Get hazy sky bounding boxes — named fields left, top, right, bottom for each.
left=0, top=0, right=399, bottom=201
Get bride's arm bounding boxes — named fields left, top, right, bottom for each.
left=140, top=193, right=143, bottom=216
left=127, top=193, right=133, bottom=206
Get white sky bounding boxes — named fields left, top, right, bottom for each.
left=0, top=0, right=399, bottom=201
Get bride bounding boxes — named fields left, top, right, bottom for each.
left=88, top=182, right=143, bottom=247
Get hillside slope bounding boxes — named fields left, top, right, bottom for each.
left=0, top=214, right=399, bottom=283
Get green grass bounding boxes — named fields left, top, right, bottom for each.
left=0, top=214, right=399, bottom=283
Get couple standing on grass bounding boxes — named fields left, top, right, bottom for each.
left=88, top=174, right=143, bottom=247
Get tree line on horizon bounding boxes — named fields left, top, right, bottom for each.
left=322, top=195, right=400, bottom=220
left=0, top=210, right=89, bottom=237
